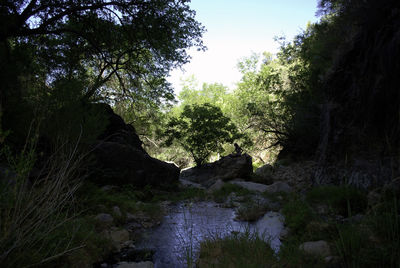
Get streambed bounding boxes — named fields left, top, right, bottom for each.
left=134, top=201, right=284, bottom=268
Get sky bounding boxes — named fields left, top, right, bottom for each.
left=168, top=0, right=320, bottom=94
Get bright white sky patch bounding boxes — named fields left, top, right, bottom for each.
left=168, top=0, right=319, bottom=94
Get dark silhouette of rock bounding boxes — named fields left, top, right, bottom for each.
left=90, top=104, right=179, bottom=187
left=180, top=153, right=253, bottom=188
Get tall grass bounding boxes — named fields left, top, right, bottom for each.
left=0, top=136, right=84, bottom=267
left=198, top=228, right=277, bottom=268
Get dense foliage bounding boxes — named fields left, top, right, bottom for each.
left=163, top=103, right=242, bottom=166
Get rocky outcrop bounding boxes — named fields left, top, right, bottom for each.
left=90, top=104, right=180, bottom=187
left=254, top=161, right=315, bottom=192
left=179, top=153, right=252, bottom=187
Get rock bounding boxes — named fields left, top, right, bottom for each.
left=271, top=161, right=316, bottom=191
left=95, top=213, right=114, bottom=226
left=113, top=206, right=122, bottom=217
left=254, top=212, right=285, bottom=252
left=101, top=185, right=119, bottom=192
left=179, top=179, right=206, bottom=190
left=116, top=261, right=154, bottom=268
left=254, top=164, right=274, bottom=184
left=179, top=154, right=253, bottom=187
left=230, top=180, right=269, bottom=192
left=110, top=228, right=130, bottom=250
left=121, top=240, right=135, bottom=248
left=324, top=255, right=341, bottom=265
left=93, top=141, right=180, bottom=187
left=264, top=181, right=293, bottom=194
left=299, top=240, right=331, bottom=258
left=313, top=159, right=393, bottom=189
left=89, top=103, right=180, bottom=187
left=207, top=179, right=225, bottom=193
left=230, top=180, right=292, bottom=194
left=125, top=212, right=159, bottom=229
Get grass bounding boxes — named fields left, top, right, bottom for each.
left=198, top=229, right=277, bottom=268
left=278, top=184, right=400, bottom=268
left=212, top=183, right=252, bottom=203
left=306, top=185, right=367, bottom=216
left=0, top=138, right=87, bottom=267
left=333, top=194, right=400, bottom=268
left=281, top=195, right=314, bottom=236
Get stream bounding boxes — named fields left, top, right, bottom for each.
left=134, top=201, right=285, bottom=268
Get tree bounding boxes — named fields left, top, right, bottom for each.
left=0, top=0, right=205, bottom=149
left=163, top=103, right=242, bottom=166
left=0, top=0, right=205, bottom=105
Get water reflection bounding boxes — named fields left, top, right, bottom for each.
left=135, top=201, right=284, bottom=268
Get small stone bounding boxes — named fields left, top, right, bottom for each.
left=264, top=181, right=293, bottom=194
left=95, top=213, right=114, bottom=226
left=113, top=206, right=122, bottom=217
left=179, top=179, right=206, bottom=189
left=299, top=240, right=331, bottom=257
left=126, top=212, right=136, bottom=221
left=324, top=255, right=340, bottom=264
left=110, top=229, right=130, bottom=250
left=101, top=185, right=119, bottom=192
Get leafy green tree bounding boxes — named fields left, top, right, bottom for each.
left=163, top=103, right=242, bottom=166
left=229, top=52, right=290, bottom=162
left=0, top=0, right=205, bottom=149
left=1, top=0, right=205, bottom=102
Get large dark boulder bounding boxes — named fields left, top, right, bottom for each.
left=180, top=154, right=253, bottom=188
left=90, top=103, right=179, bottom=187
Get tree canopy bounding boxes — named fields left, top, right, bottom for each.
left=0, top=0, right=205, bottom=103
left=163, top=103, right=242, bottom=166
left=0, top=0, right=205, bottom=148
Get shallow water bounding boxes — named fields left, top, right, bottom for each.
left=135, top=201, right=284, bottom=268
